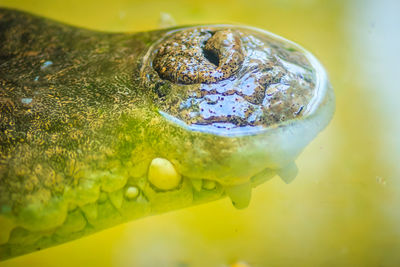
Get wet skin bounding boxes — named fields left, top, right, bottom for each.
left=0, top=8, right=334, bottom=260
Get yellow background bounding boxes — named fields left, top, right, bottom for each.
left=0, top=0, right=399, bottom=266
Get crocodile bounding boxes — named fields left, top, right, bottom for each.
left=0, top=8, right=334, bottom=260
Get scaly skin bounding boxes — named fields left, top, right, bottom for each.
left=0, top=8, right=334, bottom=260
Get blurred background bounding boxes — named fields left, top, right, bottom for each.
left=0, top=0, right=399, bottom=266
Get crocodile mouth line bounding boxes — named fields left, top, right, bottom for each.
left=0, top=157, right=283, bottom=260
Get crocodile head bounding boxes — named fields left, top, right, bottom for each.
left=0, top=9, right=334, bottom=260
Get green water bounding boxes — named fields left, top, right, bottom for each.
left=0, top=0, right=399, bottom=266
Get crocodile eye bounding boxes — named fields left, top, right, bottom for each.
left=153, top=29, right=244, bottom=84
left=141, top=25, right=328, bottom=136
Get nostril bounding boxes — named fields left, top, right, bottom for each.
left=203, top=48, right=220, bottom=67
left=152, top=28, right=243, bottom=84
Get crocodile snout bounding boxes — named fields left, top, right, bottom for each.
left=153, top=29, right=244, bottom=84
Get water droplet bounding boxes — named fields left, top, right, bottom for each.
left=21, top=98, right=32, bottom=104
left=41, top=60, right=53, bottom=70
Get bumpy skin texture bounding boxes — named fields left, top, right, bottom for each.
left=153, top=28, right=244, bottom=84
left=0, top=8, right=334, bottom=260
left=146, top=26, right=317, bottom=134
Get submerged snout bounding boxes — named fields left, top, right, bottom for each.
left=139, top=24, right=334, bottom=205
